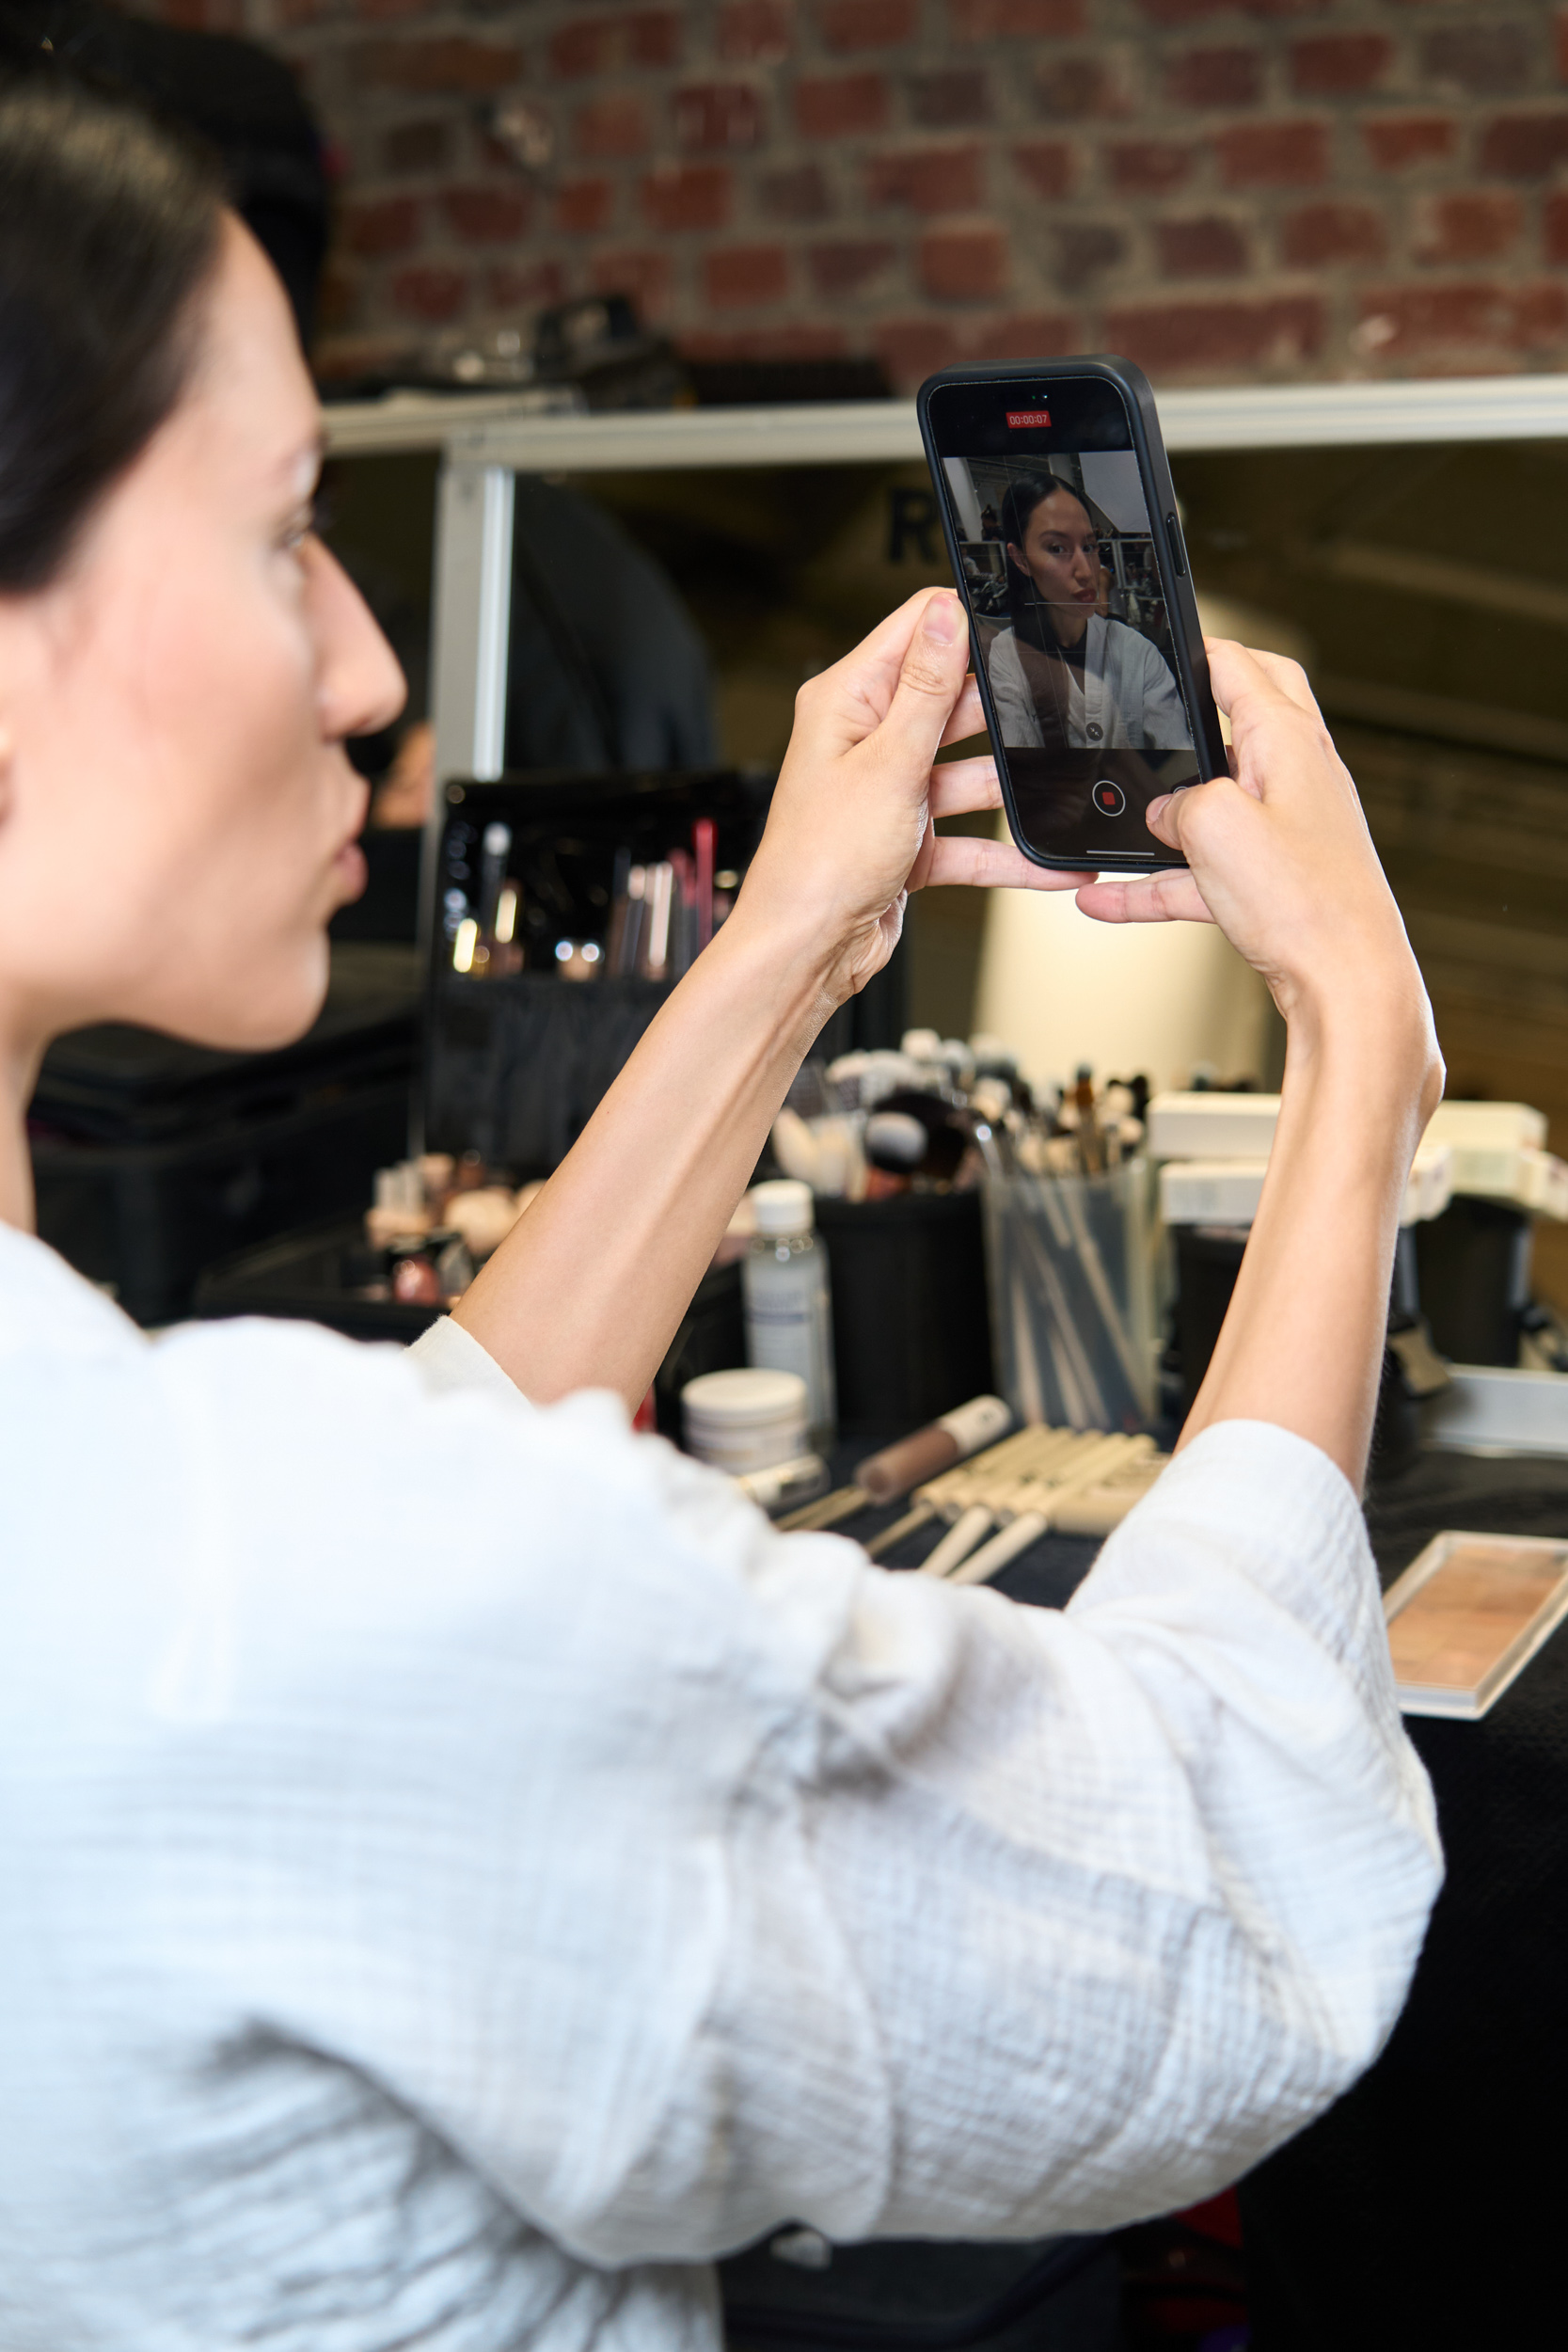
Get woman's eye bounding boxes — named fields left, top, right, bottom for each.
left=279, top=485, right=334, bottom=555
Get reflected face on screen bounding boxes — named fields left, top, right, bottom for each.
left=1006, top=488, right=1099, bottom=648
left=938, top=448, right=1200, bottom=863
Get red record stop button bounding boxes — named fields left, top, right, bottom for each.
left=1092, top=779, right=1127, bottom=817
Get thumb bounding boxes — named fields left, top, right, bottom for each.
left=867, top=591, right=971, bottom=788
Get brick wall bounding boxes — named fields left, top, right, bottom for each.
left=149, top=0, right=1568, bottom=389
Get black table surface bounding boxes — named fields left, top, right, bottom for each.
left=846, top=1443, right=1568, bottom=2352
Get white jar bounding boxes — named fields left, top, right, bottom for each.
left=682, top=1367, right=810, bottom=1474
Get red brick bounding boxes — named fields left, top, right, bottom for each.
left=1135, top=0, right=1331, bottom=19
left=343, top=195, right=420, bottom=257
left=547, top=17, right=598, bottom=72
left=1037, top=56, right=1123, bottom=119
left=1547, top=190, right=1568, bottom=263
left=554, top=176, right=614, bottom=235
left=807, top=238, right=896, bottom=294
left=1416, top=191, right=1523, bottom=265
left=949, top=0, right=1085, bottom=33
left=1056, top=221, right=1126, bottom=289
left=1013, top=140, right=1076, bottom=200
left=487, top=261, right=566, bottom=310
left=1421, top=24, right=1533, bottom=100
left=1281, top=199, right=1386, bottom=266
left=963, top=309, right=1078, bottom=362
left=1102, top=294, right=1325, bottom=374
left=1166, top=46, right=1264, bottom=109
left=760, top=163, right=832, bottom=219
left=1290, top=31, right=1391, bottom=97
left=704, top=244, right=791, bottom=308
left=1355, top=280, right=1568, bottom=357
left=1480, top=112, right=1568, bottom=181
left=681, top=324, right=849, bottom=361
left=590, top=247, right=674, bottom=314
left=316, top=262, right=358, bottom=333
left=874, top=317, right=961, bottom=388
left=866, top=144, right=983, bottom=214
left=548, top=10, right=680, bottom=78
left=1104, top=138, right=1192, bottom=195
left=719, top=0, right=792, bottom=63
left=355, top=0, right=430, bottom=24
left=391, top=263, right=468, bottom=323
left=383, top=119, right=451, bottom=173
left=641, top=163, right=733, bottom=232
left=1362, top=114, right=1458, bottom=171
left=909, top=69, right=990, bottom=128
left=920, top=223, right=1009, bottom=302
left=441, top=184, right=530, bottom=242
left=795, top=73, right=888, bottom=137
left=361, top=38, right=520, bottom=93
left=161, top=0, right=242, bottom=24
left=1214, top=119, right=1329, bottom=187
left=575, top=94, right=649, bottom=158
left=819, top=0, right=914, bottom=48
left=1156, top=215, right=1249, bottom=278
left=673, top=83, right=766, bottom=150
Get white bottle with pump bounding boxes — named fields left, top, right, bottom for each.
left=743, top=1180, right=836, bottom=1449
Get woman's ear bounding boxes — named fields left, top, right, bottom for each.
left=1006, top=542, right=1027, bottom=577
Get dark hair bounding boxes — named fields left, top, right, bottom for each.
left=0, top=66, right=224, bottom=590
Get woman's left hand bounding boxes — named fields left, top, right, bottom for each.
left=734, top=587, right=1091, bottom=1010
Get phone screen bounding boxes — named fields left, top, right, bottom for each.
left=927, top=376, right=1201, bottom=865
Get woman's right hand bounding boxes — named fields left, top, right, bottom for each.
left=1077, top=639, right=1440, bottom=1110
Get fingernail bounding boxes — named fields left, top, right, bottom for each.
left=1146, top=793, right=1172, bottom=827
left=922, top=593, right=960, bottom=644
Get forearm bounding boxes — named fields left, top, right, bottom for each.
left=1180, top=977, right=1437, bottom=1487
left=451, top=911, right=835, bottom=1406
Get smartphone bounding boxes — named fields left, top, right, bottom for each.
left=918, top=355, right=1226, bottom=872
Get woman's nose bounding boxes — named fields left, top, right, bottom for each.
left=307, top=538, right=407, bottom=744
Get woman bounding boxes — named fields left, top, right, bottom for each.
left=0, top=70, right=1444, bottom=2352
left=986, top=471, right=1189, bottom=753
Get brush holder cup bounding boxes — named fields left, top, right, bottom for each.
left=982, top=1160, right=1158, bottom=1434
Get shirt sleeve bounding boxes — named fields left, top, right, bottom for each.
left=1134, top=636, right=1189, bottom=750
left=984, top=629, right=1044, bottom=751
left=138, top=1319, right=1442, bottom=2270
left=543, top=1419, right=1440, bottom=2261
left=406, top=1311, right=531, bottom=1407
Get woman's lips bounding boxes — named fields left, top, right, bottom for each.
left=331, top=836, right=368, bottom=905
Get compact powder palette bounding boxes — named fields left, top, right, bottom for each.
left=1385, top=1532, right=1568, bottom=1721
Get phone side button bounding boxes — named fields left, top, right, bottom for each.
left=1165, top=513, right=1188, bottom=576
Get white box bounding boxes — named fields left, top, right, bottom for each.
left=1159, top=1158, right=1267, bottom=1227
left=1160, top=1139, right=1454, bottom=1229
left=1406, top=1140, right=1453, bottom=1225
left=1424, top=1101, right=1547, bottom=1153
left=1146, top=1091, right=1282, bottom=1159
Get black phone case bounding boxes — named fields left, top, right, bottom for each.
left=917, top=354, right=1226, bottom=874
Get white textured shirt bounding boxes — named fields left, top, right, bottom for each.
left=0, top=1222, right=1440, bottom=2350
left=986, top=614, right=1188, bottom=752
